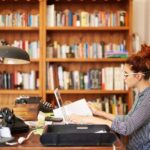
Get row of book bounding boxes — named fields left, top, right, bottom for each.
left=0, top=71, right=39, bottom=90
left=0, top=13, right=39, bottom=27
left=1, top=39, right=40, bottom=59
left=11, top=40, right=40, bottom=59
left=47, top=64, right=126, bottom=90
left=47, top=4, right=127, bottom=27
left=89, top=95, right=127, bottom=115
left=47, top=40, right=128, bottom=59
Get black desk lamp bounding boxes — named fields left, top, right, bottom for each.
left=0, top=46, right=30, bottom=64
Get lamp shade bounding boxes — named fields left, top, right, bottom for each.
left=0, top=46, right=30, bottom=64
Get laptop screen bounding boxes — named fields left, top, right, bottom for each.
left=54, top=88, right=63, bottom=107
left=54, top=88, right=68, bottom=124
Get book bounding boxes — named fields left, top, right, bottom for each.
left=80, top=11, right=89, bottom=27
left=47, top=4, right=55, bottom=27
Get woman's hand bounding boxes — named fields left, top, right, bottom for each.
left=88, top=102, right=101, bottom=116
left=67, top=114, right=87, bottom=124
left=88, top=102, right=110, bottom=119
left=88, top=101, right=116, bottom=121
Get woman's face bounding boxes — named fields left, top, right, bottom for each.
left=123, top=64, right=139, bottom=88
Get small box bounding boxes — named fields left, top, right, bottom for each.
left=13, top=104, right=39, bottom=121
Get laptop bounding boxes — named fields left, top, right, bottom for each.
left=54, top=88, right=93, bottom=124
left=54, top=88, right=68, bottom=124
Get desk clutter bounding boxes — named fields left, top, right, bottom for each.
left=0, top=96, right=54, bottom=145
left=13, top=96, right=53, bottom=121
left=0, top=96, right=117, bottom=147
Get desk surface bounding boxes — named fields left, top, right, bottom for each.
left=0, top=134, right=125, bottom=150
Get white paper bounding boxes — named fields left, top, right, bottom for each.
left=53, top=98, right=93, bottom=118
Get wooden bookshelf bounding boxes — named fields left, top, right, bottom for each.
left=0, top=0, right=43, bottom=105
left=43, top=0, right=133, bottom=112
left=0, top=0, right=133, bottom=112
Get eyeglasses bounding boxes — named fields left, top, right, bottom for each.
left=123, top=72, right=139, bottom=78
left=123, top=72, right=147, bottom=78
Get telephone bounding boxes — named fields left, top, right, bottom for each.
left=39, top=100, right=53, bottom=112
left=15, top=96, right=53, bottom=113
left=0, top=107, right=29, bottom=133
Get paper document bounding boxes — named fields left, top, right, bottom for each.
left=53, top=99, right=93, bottom=118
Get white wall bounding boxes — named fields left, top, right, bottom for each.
left=133, top=0, right=150, bottom=45
left=145, top=0, right=150, bottom=45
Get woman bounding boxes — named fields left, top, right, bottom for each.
left=68, top=45, right=150, bottom=150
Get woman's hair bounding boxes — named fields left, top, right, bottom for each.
left=126, top=44, right=150, bottom=80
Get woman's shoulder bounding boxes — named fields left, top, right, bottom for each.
left=144, top=86, right=150, bottom=94
left=140, top=86, right=150, bottom=95
left=142, top=86, right=150, bottom=101
left=138, top=87, right=150, bottom=102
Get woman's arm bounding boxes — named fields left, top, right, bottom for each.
left=68, top=114, right=112, bottom=127
left=112, top=94, right=150, bottom=136
left=88, top=102, right=116, bottom=121
left=95, top=110, right=116, bottom=121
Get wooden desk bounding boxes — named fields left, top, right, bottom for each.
left=0, top=134, right=125, bottom=150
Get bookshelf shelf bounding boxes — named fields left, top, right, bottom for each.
left=46, top=58, right=127, bottom=63
left=0, top=27, right=39, bottom=31
left=0, top=0, right=38, bottom=2
left=0, top=90, right=40, bottom=95
left=45, top=0, right=128, bottom=2
left=47, top=26, right=130, bottom=31
left=46, top=90, right=129, bottom=94
left=30, top=58, right=40, bottom=62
